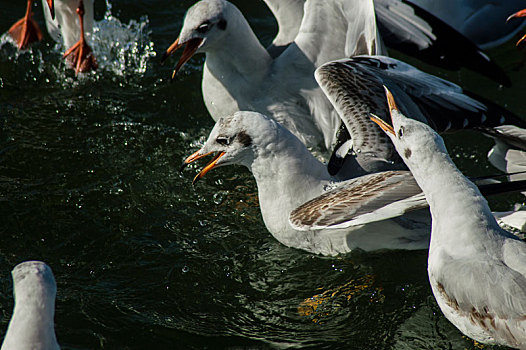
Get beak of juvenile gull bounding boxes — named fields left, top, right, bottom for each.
left=161, top=37, right=203, bottom=79
left=369, top=86, right=398, bottom=136
left=47, top=0, right=55, bottom=19
left=183, top=150, right=226, bottom=184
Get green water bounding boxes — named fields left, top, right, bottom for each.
left=0, top=1, right=525, bottom=349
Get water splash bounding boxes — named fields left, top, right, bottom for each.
left=0, top=1, right=155, bottom=86
left=90, top=1, right=156, bottom=77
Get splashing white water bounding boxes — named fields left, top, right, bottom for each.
left=0, top=0, right=155, bottom=82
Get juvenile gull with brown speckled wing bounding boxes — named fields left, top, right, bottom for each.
left=315, top=56, right=526, bottom=177
left=182, top=111, right=526, bottom=256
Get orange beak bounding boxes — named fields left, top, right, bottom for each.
left=369, top=86, right=397, bottom=136
left=183, top=150, right=226, bottom=184
left=507, top=9, right=526, bottom=46
left=507, top=9, right=526, bottom=22
left=161, top=37, right=203, bottom=79
left=46, top=0, right=55, bottom=19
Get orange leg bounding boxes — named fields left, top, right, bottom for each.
left=63, top=0, right=98, bottom=75
left=8, top=0, right=43, bottom=50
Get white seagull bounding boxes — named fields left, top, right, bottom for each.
left=162, top=0, right=383, bottom=152
left=370, top=87, right=526, bottom=348
left=182, top=111, right=526, bottom=256
left=41, top=0, right=97, bottom=75
left=1, top=261, right=60, bottom=350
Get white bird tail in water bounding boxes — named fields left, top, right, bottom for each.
left=1, top=261, right=60, bottom=350
left=371, top=86, right=526, bottom=348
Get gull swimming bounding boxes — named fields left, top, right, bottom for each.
left=162, top=0, right=383, bottom=151
left=182, top=111, right=526, bottom=256
left=371, top=87, right=526, bottom=349
left=1, top=261, right=60, bottom=350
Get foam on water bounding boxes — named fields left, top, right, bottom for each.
left=0, top=0, right=155, bottom=86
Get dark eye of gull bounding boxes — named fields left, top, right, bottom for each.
left=197, top=21, right=211, bottom=33
left=398, top=126, right=404, bottom=138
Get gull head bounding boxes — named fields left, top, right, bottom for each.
left=161, top=0, right=232, bottom=78
left=12, top=261, right=57, bottom=305
left=370, top=86, right=448, bottom=169
left=183, top=111, right=280, bottom=184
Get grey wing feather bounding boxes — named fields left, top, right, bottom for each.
left=262, top=0, right=305, bottom=57
left=436, top=251, right=526, bottom=329
left=289, top=171, right=427, bottom=230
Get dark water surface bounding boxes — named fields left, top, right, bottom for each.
left=0, top=1, right=525, bottom=349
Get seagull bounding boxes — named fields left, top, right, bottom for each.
left=41, top=0, right=97, bottom=75
left=182, top=111, right=526, bottom=256
left=8, top=0, right=54, bottom=50
left=508, top=9, right=526, bottom=47
left=162, top=0, right=383, bottom=152
left=1, top=261, right=60, bottom=350
left=313, top=56, right=526, bottom=177
left=370, top=87, right=526, bottom=349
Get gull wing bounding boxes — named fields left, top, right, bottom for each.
left=374, top=0, right=511, bottom=86
left=317, top=56, right=526, bottom=174
left=262, top=0, right=305, bottom=57
left=289, top=170, right=427, bottom=231
left=276, top=0, right=383, bottom=70
left=432, top=247, right=526, bottom=341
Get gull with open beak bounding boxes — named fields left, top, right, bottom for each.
left=182, top=110, right=526, bottom=256
left=162, top=0, right=383, bottom=152
left=8, top=0, right=54, bottom=50
left=371, top=87, right=526, bottom=348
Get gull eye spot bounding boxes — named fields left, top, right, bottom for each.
left=237, top=130, right=252, bottom=147
left=218, top=19, right=227, bottom=30
left=398, top=126, right=404, bottom=138
left=404, top=148, right=412, bottom=159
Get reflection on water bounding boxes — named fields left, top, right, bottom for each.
left=0, top=0, right=525, bottom=349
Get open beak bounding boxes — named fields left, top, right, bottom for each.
left=507, top=9, right=526, bottom=22
left=161, top=37, right=203, bottom=79
left=47, top=0, right=55, bottom=19
left=507, top=9, right=526, bottom=46
left=369, top=86, right=397, bottom=136
left=183, top=150, right=226, bottom=184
